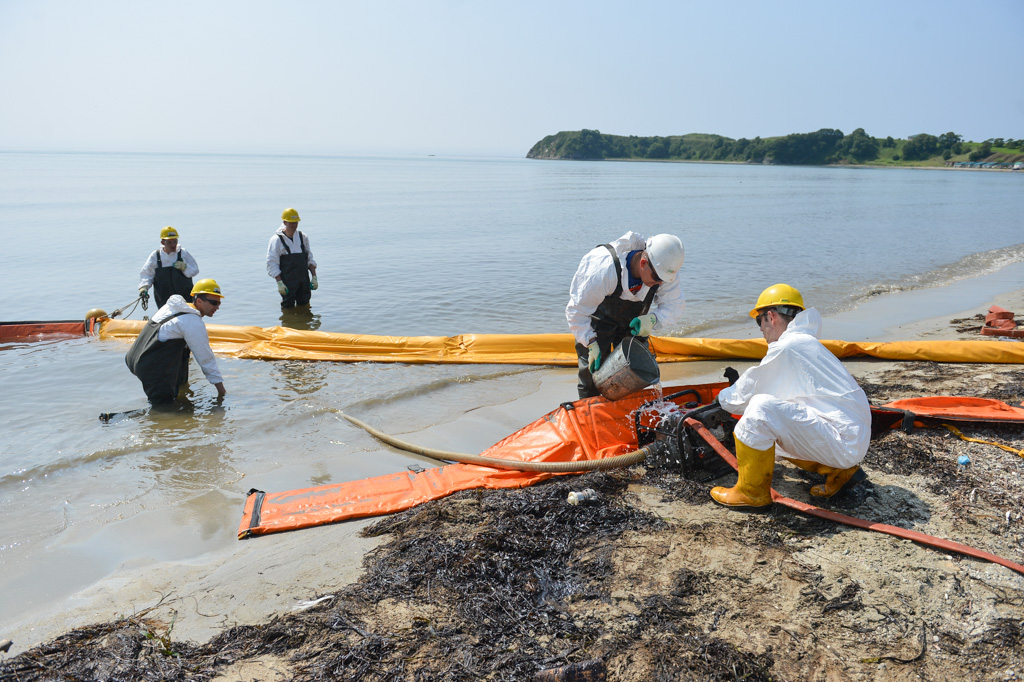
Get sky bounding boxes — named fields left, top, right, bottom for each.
left=1, top=0, right=1022, bottom=157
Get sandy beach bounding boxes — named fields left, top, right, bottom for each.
left=3, top=278, right=1024, bottom=680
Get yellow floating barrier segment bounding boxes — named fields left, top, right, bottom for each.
left=97, top=319, right=1024, bottom=365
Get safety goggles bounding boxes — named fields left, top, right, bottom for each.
left=199, top=296, right=222, bottom=307
left=648, top=261, right=663, bottom=284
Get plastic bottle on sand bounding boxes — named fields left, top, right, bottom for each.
left=567, top=488, right=599, bottom=505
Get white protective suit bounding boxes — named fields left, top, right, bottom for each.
left=151, top=295, right=224, bottom=385
left=716, top=308, right=870, bottom=468
left=138, top=247, right=200, bottom=289
left=565, top=231, right=686, bottom=347
left=266, top=226, right=317, bottom=279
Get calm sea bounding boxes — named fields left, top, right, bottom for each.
left=1, top=152, right=1022, bottom=634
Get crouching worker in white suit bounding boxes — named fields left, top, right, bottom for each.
left=710, top=283, right=871, bottom=509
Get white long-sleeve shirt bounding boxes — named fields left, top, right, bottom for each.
left=138, top=247, right=200, bottom=289
left=565, top=231, right=686, bottom=347
left=266, top=224, right=317, bottom=279
left=151, top=295, right=224, bottom=385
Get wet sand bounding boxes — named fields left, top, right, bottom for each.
left=4, top=275, right=1024, bottom=665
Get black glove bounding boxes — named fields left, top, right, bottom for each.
left=688, top=397, right=733, bottom=429
left=724, top=366, right=739, bottom=385
left=139, top=288, right=150, bottom=311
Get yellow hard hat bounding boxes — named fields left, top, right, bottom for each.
left=160, top=226, right=180, bottom=240
left=281, top=208, right=301, bottom=223
left=191, top=278, right=225, bottom=298
left=750, top=283, right=804, bottom=318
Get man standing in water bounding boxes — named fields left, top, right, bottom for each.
left=710, top=283, right=871, bottom=509
left=566, top=232, right=686, bottom=399
left=126, top=279, right=227, bottom=404
left=138, top=226, right=200, bottom=309
left=267, top=208, right=318, bottom=308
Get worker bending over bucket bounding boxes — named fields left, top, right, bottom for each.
left=711, top=284, right=870, bottom=509
left=138, top=226, right=200, bottom=309
left=126, top=279, right=227, bottom=404
left=566, top=232, right=686, bottom=399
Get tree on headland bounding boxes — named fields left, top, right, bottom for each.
left=767, top=128, right=844, bottom=164
left=646, top=138, right=670, bottom=159
left=969, top=140, right=992, bottom=162
left=526, top=128, right=1015, bottom=166
left=561, top=129, right=606, bottom=160
left=902, top=134, right=940, bottom=161
left=833, top=128, right=879, bottom=163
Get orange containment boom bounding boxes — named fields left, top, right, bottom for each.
left=98, top=318, right=1024, bottom=365
left=883, top=396, right=1024, bottom=423
left=1, top=319, right=98, bottom=342
left=237, top=382, right=727, bottom=538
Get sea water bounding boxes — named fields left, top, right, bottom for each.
left=0, top=152, right=1021, bottom=632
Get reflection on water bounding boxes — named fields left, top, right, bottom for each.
left=273, top=359, right=330, bottom=398
left=279, top=306, right=321, bottom=331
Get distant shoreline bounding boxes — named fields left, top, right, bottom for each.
left=570, top=157, right=1022, bottom=172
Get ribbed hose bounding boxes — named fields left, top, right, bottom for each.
left=340, top=412, right=649, bottom=473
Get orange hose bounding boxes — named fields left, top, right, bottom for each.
left=684, top=417, right=1024, bottom=576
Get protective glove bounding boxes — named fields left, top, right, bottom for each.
left=724, top=366, right=739, bottom=385
left=587, top=341, right=601, bottom=373
left=629, top=313, right=657, bottom=337
left=277, top=280, right=288, bottom=296
left=310, top=275, right=318, bottom=291
left=139, top=287, right=150, bottom=311
left=173, top=260, right=187, bottom=271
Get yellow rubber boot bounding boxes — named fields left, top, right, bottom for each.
left=711, top=440, right=775, bottom=509
left=783, top=457, right=828, bottom=475
left=810, top=465, right=862, bottom=498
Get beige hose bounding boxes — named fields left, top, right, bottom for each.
left=340, top=412, right=650, bottom=473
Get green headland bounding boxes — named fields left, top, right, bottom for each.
left=527, top=129, right=1024, bottom=168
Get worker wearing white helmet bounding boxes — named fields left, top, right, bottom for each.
left=267, top=208, right=318, bottom=309
left=710, top=284, right=871, bottom=509
left=126, top=279, right=227, bottom=404
left=566, top=232, right=686, bottom=399
left=138, top=226, right=200, bottom=310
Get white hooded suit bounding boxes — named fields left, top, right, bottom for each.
left=716, top=308, right=870, bottom=468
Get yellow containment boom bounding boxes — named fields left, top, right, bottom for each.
left=97, top=319, right=1024, bottom=365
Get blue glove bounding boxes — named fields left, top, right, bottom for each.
left=277, top=280, right=288, bottom=296
left=173, top=260, right=187, bottom=271
left=310, top=275, right=318, bottom=291
left=629, top=313, right=657, bottom=337
left=587, top=342, right=601, bottom=373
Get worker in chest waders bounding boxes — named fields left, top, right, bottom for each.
left=710, top=284, right=871, bottom=509
left=566, top=232, right=686, bottom=399
left=138, top=226, right=200, bottom=310
left=126, top=279, right=227, bottom=405
left=267, top=207, right=318, bottom=309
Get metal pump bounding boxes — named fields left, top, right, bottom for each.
left=634, top=372, right=739, bottom=481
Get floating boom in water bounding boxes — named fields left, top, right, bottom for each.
left=97, top=319, right=1024, bottom=365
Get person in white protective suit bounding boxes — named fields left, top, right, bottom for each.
left=126, top=278, right=227, bottom=404
left=566, top=232, right=686, bottom=399
left=710, top=283, right=871, bottom=509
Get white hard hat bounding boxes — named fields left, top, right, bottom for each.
left=646, top=234, right=685, bottom=283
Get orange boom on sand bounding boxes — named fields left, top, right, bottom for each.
left=238, top=380, right=1024, bottom=576
left=237, top=382, right=727, bottom=539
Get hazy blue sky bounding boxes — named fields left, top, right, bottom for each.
left=2, top=0, right=1021, bottom=157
